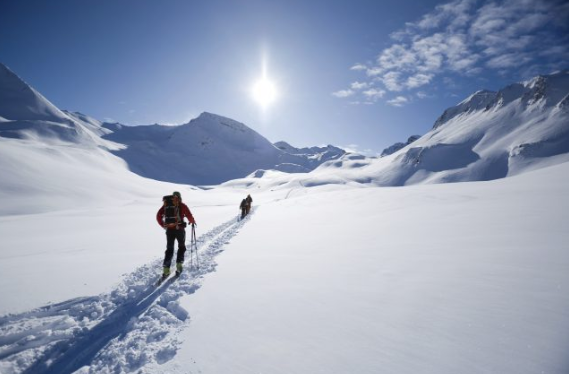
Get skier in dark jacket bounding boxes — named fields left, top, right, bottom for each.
left=156, top=191, right=196, bottom=278
left=239, top=198, right=247, bottom=219
left=245, top=194, right=253, bottom=215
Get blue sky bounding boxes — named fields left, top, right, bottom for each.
left=1, top=0, right=567, bottom=154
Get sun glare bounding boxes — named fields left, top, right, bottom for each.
left=251, top=78, right=278, bottom=108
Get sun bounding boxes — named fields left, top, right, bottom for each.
left=251, top=77, right=278, bottom=108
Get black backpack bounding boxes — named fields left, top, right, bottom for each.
left=163, top=195, right=179, bottom=225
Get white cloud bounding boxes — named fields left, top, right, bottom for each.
left=351, top=81, right=369, bottom=90
left=363, top=88, right=386, bottom=100
left=332, top=89, right=355, bottom=98
left=486, top=53, right=531, bottom=69
left=338, top=0, right=569, bottom=105
left=366, top=67, right=384, bottom=76
left=464, top=66, right=483, bottom=76
left=377, top=44, right=417, bottom=71
left=387, top=96, right=409, bottom=107
left=383, top=71, right=404, bottom=91
left=411, top=33, right=446, bottom=72
left=350, top=64, right=367, bottom=71
left=341, top=144, right=376, bottom=156
left=416, top=91, right=431, bottom=99
left=406, top=73, right=434, bottom=89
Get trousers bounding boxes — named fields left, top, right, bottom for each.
left=163, top=228, right=186, bottom=268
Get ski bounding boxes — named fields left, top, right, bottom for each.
left=155, top=274, right=170, bottom=286
left=155, top=271, right=183, bottom=286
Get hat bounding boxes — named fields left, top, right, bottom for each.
left=172, top=191, right=182, bottom=200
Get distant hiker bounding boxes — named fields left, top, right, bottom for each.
left=239, top=198, right=247, bottom=219
left=156, top=191, right=196, bottom=279
left=245, top=194, right=253, bottom=215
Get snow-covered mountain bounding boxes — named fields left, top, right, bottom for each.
left=0, top=62, right=345, bottom=189
left=380, top=135, right=420, bottom=157
left=2, top=60, right=569, bottom=194
left=266, top=69, right=569, bottom=188
left=0, top=63, right=175, bottom=214
left=101, top=113, right=345, bottom=185
left=0, top=63, right=115, bottom=147
left=386, top=70, right=569, bottom=184
left=274, top=141, right=345, bottom=162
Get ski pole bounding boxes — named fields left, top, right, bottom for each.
left=191, top=224, right=200, bottom=269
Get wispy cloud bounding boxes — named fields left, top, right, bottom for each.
left=333, top=0, right=569, bottom=105
left=350, top=81, right=369, bottom=90
left=341, top=144, right=377, bottom=156
left=406, top=73, right=434, bottom=89
left=416, top=91, right=432, bottom=99
left=332, top=89, right=355, bottom=98
left=363, top=88, right=386, bottom=101
left=382, top=71, right=404, bottom=91
left=350, top=64, right=368, bottom=71
left=387, top=96, right=409, bottom=107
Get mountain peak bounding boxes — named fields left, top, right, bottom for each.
left=189, top=111, right=255, bottom=135
left=521, top=70, right=569, bottom=106
left=433, top=70, right=569, bottom=129
left=458, top=90, right=497, bottom=106
left=0, top=62, right=68, bottom=122
left=433, top=90, right=497, bottom=129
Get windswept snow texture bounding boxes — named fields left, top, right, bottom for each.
left=101, top=113, right=345, bottom=185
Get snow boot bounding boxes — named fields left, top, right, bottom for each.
left=175, top=262, right=183, bottom=276
left=162, top=267, right=171, bottom=278
left=155, top=267, right=171, bottom=286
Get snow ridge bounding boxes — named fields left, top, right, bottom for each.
left=380, top=135, right=421, bottom=157
left=0, top=210, right=255, bottom=374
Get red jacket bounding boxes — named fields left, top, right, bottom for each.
left=156, top=202, right=196, bottom=228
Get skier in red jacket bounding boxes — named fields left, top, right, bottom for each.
left=156, top=191, right=196, bottom=278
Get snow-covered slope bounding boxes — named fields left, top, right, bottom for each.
left=1, top=162, right=568, bottom=374
left=102, top=113, right=345, bottom=185
left=0, top=63, right=68, bottom=123
left=0, top=63, right=116, bottom=148
left=385, top=70, right=569, bottom=184
left=0, top=63, right=177, bottom=215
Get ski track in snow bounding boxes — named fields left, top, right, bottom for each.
left=0, top=209, right=255, bottom=374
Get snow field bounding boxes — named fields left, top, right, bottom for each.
left=151, top=163, right=569, bottom=374
left=0, top=209, right=255, bottom=374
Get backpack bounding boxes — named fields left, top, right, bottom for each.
left=163, top=195, right=179, bottom=225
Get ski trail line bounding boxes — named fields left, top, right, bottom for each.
left=0, top=208, right=256, bottom=374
